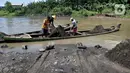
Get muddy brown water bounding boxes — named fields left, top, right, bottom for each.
left=0, top=16, right=130, bottom=52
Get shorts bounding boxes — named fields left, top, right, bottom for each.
left=42, top=28, right=48, bottom=36
left=73, top=27, right=77, bottom=33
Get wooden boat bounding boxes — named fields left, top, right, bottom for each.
left=0, top=24, right=121, bottom=43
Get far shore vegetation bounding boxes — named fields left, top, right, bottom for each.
left=0, top=0, right=130, bottom=18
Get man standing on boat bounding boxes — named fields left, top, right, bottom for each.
left=42, top=15, right=56, bottom=37
left=42, top=16, right=50, bottom=37
left=70, top=17, right=78, bottom=35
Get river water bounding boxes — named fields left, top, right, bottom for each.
left=0, top=16, right=130, bottom=51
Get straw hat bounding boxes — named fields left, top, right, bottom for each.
left=70, top=17, right=73, bottom=21
left=52, top=15, right=56, bottom=19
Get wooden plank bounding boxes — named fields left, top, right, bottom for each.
left=27, top=51, right=50, bottom=73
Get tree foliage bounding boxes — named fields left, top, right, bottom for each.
left=4, top=1, right=14, bottom=12
left=1, top=0, right=129, bottom=16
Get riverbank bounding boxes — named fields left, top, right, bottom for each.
left=106, top=39, right=130, bottom=69
left=1, top=12, right=130, bottom=20
left=0, top=43, right=130, bottom=73
left=0, top=10, right=18, bottom=17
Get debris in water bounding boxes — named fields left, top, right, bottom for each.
left=12, top=58, right=15, bottom=61
left=22, top=45, right=28, bottom=50
left=1, top=44, right=8, bottom=48
left=46, top=45, right=55, bottom=50
left=95, top=45, right=102, bottom=49
left=39, top=48, right=46, bottom=52
left=54, top=61, right=58, bottom=65
left=55, top=68, right=64, bottom=72
left=77, top=42, right=87, bottom=49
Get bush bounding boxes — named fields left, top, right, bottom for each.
left=120, top=10, right=130, bottom=18
left=8, top=13, right=16, bottom=16
left=14, top=10, right=24, bottom=16
left=50, top=6, right=72, bottom=16
left=126, top=10, right=130, bottom=15
left=62, top=7, right=72, bottom=15
left=0, top=10, right=9, bottom=16
left=72, top=10, right=81, bottom=17
left=50, top=7, right=62, bottom=15
left=0, top=10, right=21, bottom=16
left=102, top=8, right=113, bottom=13
left=72, top=9, right=98, bottom=17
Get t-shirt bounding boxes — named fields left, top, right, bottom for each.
left=42, top=19, right=50, bottom=29
left=72, top=19, right=77, bottom=28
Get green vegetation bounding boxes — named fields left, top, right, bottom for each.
left=120, top=10, right=130, bottom=18
left=0, top=10, right=8, bottom=16
left=72, top=10, right=98, bottom=17
left=0, top=0, right=129, bottom=17
left=50, top=6, right=72, bottom=16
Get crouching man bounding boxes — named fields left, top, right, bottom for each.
left=70, top=17, right=78, bottom=35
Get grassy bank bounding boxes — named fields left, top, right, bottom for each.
left=0, top=7, right=130, bottom=18
left=0, top=8, right=112, bottom=17
left=0, top=10, right=9, bottom=16
left=0, top=10, right=17, bottom=17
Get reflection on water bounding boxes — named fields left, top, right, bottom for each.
left=0, top=17, right=43, bottom=34
left=0, top=16, right=71, bottom=34
left=0, top=16, right=130, bottom=51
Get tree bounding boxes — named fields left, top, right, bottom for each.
left=4, top=1, right=14, bottom=12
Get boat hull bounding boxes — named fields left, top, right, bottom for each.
left=3, top=29, right=119, bottom=43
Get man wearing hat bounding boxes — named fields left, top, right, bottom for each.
left=42, top=16, right=50, bottom=37
left=70, top=17, right=78, bottom=35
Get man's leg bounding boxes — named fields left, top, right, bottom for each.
left=42, top=28, right=44, bottom=37
left=73, top=28, right=77, bottom=35
left=44, top=29, right=48, bottom=37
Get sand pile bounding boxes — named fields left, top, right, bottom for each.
left=105, top=39, right=130, bottom=69
left=92, top=25, right=106, bottom=33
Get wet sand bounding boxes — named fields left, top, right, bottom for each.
left=0, top=44, right=130, bottom=73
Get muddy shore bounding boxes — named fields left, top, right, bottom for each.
left=106, top=39, right=130, bottom=69
left=0, top=44, right=130, bottom=73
